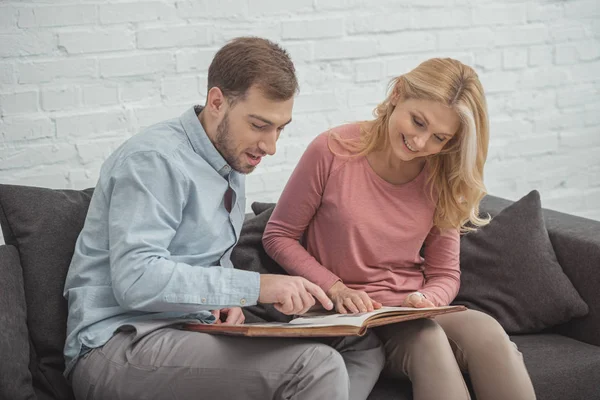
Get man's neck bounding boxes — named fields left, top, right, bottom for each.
left=197, top=106, right=216, bottom=143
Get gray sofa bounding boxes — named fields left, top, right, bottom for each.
left=1, top=183, right=599, bottom=400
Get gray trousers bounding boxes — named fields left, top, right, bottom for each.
left=70, top=325, right=384, bottom=400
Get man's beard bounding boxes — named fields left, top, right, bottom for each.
left=214, top=112, right=254, bottom=174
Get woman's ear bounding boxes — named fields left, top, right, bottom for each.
left=390, top=84, right=403, bottom=106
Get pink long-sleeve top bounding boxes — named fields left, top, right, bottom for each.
left=262, top=124, right=461, bottom=307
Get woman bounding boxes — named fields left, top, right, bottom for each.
left=263, top=58, right=536, bottom=400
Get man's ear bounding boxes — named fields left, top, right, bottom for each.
left=205, top=87, right=227, bottom=116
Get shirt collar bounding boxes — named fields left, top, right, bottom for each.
left=180, top=105, right=232, bottom=178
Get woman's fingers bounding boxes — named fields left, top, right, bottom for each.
left=335, top=301, right=348, bottom=314
left=415, top=297, right=436, bottom=308
left=359, top=292, right=375, bottom=312
left=328, top=283, right=382, bottom=314
left=332, top=289, right=381, bottom=314
left=342, top=297, right=360, bottom=314
left=403, top=292, right=435, bottom=308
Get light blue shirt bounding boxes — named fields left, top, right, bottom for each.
left=63, top=106, right=260, bottom=376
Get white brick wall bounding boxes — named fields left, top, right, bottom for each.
left=0, top=0, right=599, bottom=225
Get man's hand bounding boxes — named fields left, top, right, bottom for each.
left=210, top=307, right=245, bottom=325
left=258, top=274, right=334, bottom=315
left=327, top=281, right=382, bottom=314
left=402, top=292, right=436, bottom=308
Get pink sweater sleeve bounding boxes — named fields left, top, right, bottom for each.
left=262, top=133, right=342, bottom=292
left=418, top=227, right=461, bottom=306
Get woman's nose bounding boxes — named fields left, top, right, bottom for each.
left=412, top=134, right=429, bottom=149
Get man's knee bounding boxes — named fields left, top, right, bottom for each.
left=307, top=343, right=348, bottom=377
left=282, top=343, right=349, bottom=399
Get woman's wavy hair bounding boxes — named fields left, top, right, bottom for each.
left=331, top=58, right=490, bottom=232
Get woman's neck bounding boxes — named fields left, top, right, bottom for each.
left=366, top=148, right=426, bottom=185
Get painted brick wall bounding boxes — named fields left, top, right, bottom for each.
left=1, top=0, right=599, bottom=222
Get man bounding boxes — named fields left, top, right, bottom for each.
left=64, top=37, right=384, bottom=400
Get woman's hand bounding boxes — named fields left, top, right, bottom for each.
left=327, top=281, right=382, bottom=314
left=402, top=292, right=436, bottom=308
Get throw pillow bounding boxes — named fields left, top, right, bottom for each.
left=453, top=190, right=589, bottom=334
left=233, top=202, right=284, bottom=276
left=0, top=245, right=37, bottom=400
left=0, top=184, right=93, bottom=400
left=231, top=202, right=292, bottom=323
left=251, top=201, right=275, bottom=216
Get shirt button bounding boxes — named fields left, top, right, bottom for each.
left=201, top=298, right=206, bottom=304
left=240, top=298, right=246, bottom=306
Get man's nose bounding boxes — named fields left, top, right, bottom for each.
left=258, top=130, right=277, bottom=156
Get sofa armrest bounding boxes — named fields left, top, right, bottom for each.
left=480, top=195, right=600, bottom=346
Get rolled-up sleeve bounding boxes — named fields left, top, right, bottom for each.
left=105, top=151, right=260, bottom=312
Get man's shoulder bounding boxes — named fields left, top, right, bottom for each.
left=124, top=117, right=188, bottom=156
left=101, top=116, right=197, bottom=177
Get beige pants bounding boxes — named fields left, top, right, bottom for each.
left=375, top=309, right=536, bottom=400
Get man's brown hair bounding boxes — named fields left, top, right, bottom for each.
left=207, top=37, right=299, bottom=104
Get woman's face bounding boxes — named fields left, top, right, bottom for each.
left=387, top=97, right=461, bottom=162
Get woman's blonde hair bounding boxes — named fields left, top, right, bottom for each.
left=331, top=58, right=490, bottom=232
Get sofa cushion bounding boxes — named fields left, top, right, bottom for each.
left=0, top=184, right=93, bottom=400
left=0, top=245, right=37, bottom=400
left=231, top=202, right=291, bottom=324
left=453, top=190, right=588, bottom=334
left=367, top=378, right=413, bottom=400
left=512, top=334, right=600, bottom=400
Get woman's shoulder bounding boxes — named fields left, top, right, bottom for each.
left=309, top=123, right=363, bottom=158
left=327, top=122, right=362, bottom=143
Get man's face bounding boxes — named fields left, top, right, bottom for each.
left=214, top=86, right=294, bottom=174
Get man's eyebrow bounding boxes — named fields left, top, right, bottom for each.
left=417, top=111, right=452, bottom=137
left=248, top=114, right=292, bottom=127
